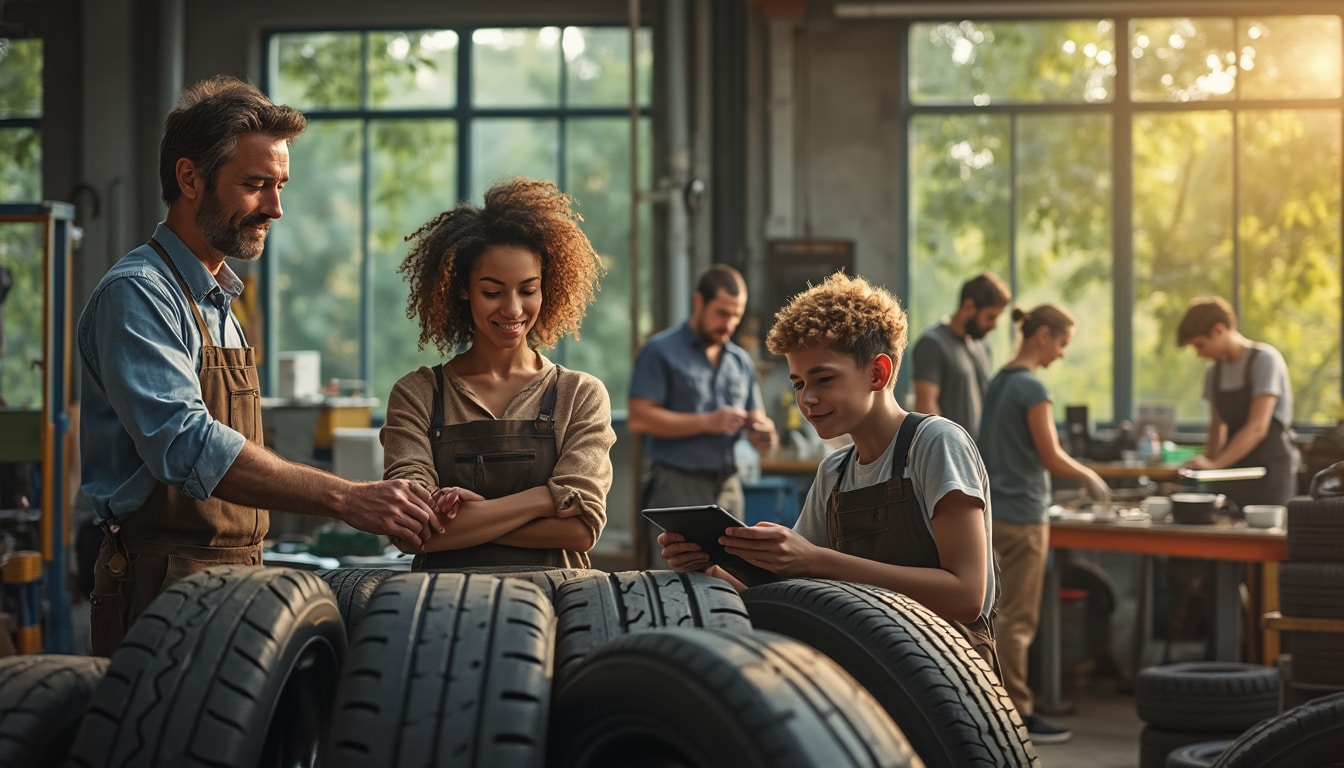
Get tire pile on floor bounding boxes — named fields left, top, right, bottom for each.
left=1137, top=489, right=1344, bottom=768
left=0, top=565, right=1038, bottom=768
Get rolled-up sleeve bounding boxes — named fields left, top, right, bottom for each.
left=380, top=367, right=440, bottom=492
left=550, top=373, right=617, bottom=539
left=81, top=272, right=245, bottom=505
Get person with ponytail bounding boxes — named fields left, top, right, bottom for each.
left=979, top=303, right=1112, bottom=745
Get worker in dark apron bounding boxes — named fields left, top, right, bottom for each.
left=1177, top=297, right=1296, bottom=508
left=826, top=413, right=1000, bottom=672
left=380, top=177, right=615, bottom=569
left=413, top=364, right=573, bottom=569
left=1204, top=348, right=1296, bottom=507
left=657, top=274, right=998, bottom=673
left=90, top=240, right=265, bottom=656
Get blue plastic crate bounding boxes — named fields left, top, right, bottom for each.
left=743, top=476, right=801, bottom=526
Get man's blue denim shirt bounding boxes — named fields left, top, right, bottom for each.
left=78, top=223, right=250, bottom=525
left=628, top=321, right=762, bottom=474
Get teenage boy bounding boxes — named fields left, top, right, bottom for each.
left=658, top=272, right=998, bottom=666
left=1177, top=296, right=1296, bottom=507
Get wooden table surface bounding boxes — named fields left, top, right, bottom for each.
left=1049, top=515, right=1287, bottom=561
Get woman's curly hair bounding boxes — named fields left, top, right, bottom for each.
left=399, top=177, right=605, bottom=356
left=765, top=271, right=909, bottom=389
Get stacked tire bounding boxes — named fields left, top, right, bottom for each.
left=1133, top=662, right=1280, bottom=768
left=1279, top=495, right=1344, bottom=708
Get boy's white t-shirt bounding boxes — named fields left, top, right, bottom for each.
left=793, top=415, right=997, bottom=622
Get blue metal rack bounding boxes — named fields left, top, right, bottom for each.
left=0, top=201, right=77, bottom=653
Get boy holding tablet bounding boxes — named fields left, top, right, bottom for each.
left=657, top=272, right=998, bottom=666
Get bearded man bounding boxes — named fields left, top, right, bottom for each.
left=911, top=272, right=1012, bottom=443
left=77, top=76, right=441, bottom=655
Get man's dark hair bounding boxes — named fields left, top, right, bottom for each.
left=960, top=272, right=1012, bottom=309
left=1177, top=296, right=1237, bottom=345
left=695, top=264, right=746, bottom=303
left=159, top=75, right=307, bottom=205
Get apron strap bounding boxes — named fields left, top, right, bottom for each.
left=148, top=239, right=215, bottom=348
left=891, top=412, right=931, bottom=476
left=431, top=363, right=446, bottom=439
left=535, top=365, right=562, bottom=433
left=830, top=412, right=931, bottom=497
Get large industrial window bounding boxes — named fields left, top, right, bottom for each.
left=906, top=16, right=1342, bottom=428
left=263, top=26, right=652, bottom=412
left=0, top=37, right=44, bottom=408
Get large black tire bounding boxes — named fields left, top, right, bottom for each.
left=66, top=565, right=346, bottom=768
left=1135, top=662, right=1281, bottom=731
left=440, top=565, right=604, bottom=600
left=316, top=567, right=398, bottom=633
left=0, top=655, right=108, bottom=767
left=1166, top=740, right=1234, bottom=768
left=324, top=571, right=554, bottom=768
left=1211, top=691, right=1344, bottom=767
left=1140, top=726, right=1245, bottom=768
left=1279, top=563, right=1344, bottom=618
left=742, top=578, right=1034, bottom=768
left=548, top=627, right=919, bottom=768
left=553, top=569, right=752, bottom=680
left=1286, top=497, right=1344, bottom=562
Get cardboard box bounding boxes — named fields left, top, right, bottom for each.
left=332, top=427, right=384, bottom=481
left=276, top=351, right=321, bottom=400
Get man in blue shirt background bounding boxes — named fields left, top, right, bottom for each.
left=628, top=265, right=778, bottom=533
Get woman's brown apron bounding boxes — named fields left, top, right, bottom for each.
left=413, top=364, right=579, bottom=569
left=89, top=239, right=266, bottom=656
left=826, top=413, right=1000, bottom=673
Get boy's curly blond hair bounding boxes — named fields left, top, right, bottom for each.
left=399, top=177, right=605, bottom=356
left=766, top=272, right=908, bottom=389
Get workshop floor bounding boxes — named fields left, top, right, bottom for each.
left=1034, top=677, right=1144, bottom=768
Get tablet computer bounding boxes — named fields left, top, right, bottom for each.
left=641, top=504, right=778, bottom=588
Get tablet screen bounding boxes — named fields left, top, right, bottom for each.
left=641, top=505, right=778, bottom=588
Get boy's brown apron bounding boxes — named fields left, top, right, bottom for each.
left=89, top=239, right=266, bottom=656
left=413, top=364, right=582, bottom=569
left=826, top=412, right=1000, bottom=673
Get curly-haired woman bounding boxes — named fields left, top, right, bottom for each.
left=380, top=177, right=615, bottom=569
left=658, top=271, right=1000, bottom=670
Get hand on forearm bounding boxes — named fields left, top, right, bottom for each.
left=215, top=442, right=437, bottom=544
left=417, top=485, right=555, bottom=552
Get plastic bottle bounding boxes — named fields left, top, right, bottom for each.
left=1137, top=425, right=1160, bottom=463
left=734, top=437, right=762, bottom=483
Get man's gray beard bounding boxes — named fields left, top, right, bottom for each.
left=198, top=195, right=266, bottom=261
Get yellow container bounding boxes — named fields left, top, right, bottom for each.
left=1, top=550, right=42, bottom=584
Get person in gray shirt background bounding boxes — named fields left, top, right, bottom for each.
left=912, top=272, right=1011, bottom=442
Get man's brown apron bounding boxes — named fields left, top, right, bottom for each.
left=88, top=239, right=266, bottom=656
left=826, top=413, right=1001, bottom=673
left=413, top=364, right=583, bottom=569
left=1210, top=347, right=1296, bottom=508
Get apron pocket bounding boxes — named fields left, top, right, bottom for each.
left=831, top=508, right=889, bottom=560
left=161, top=551, right=252, bottom=593
left=229, top=388, right=262, bottom=443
